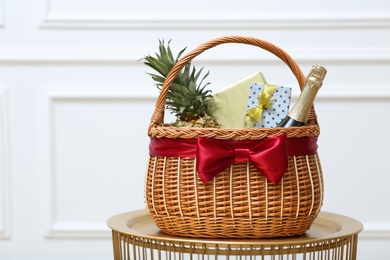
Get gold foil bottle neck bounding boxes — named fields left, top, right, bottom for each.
left=287, top=65, right=327, bottom=123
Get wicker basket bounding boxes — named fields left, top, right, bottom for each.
left=144, top=35, right=324, bottom=238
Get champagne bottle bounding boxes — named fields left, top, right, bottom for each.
left=276, top=65, right=327, bottom=127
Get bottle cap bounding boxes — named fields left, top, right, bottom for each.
left=307, top=65, right=327, bottom=87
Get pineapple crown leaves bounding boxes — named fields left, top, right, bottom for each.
left=142, top=39, right=214, bottom=121
left=142, top=39, right=187, bottom=88
left=167, top=67, right=212, bottom=120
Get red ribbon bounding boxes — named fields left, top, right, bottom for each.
left=149, top=135, right=318, bottom=184
left=196, top=135, right=287, bottom=184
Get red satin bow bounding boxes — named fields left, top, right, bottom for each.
left=196, top=135, right=288, bottom=184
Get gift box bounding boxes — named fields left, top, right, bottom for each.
left=207, top=71, right=266, bottom=128
left=246, top=83, right=292, bottom=128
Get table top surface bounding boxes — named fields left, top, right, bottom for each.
left=107, top=209, right=363, bottom=245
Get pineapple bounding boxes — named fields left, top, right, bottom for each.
left=142, top=40, right=219, bottom=128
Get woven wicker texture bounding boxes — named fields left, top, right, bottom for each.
left=145, top=35, right=324, bottom=238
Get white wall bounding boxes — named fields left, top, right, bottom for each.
left=1, top=0, right=390, bottom=259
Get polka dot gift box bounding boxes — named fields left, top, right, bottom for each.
left=246, top=83, right=292, bottom=128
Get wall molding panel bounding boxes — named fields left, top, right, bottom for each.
left=40, top=13, right=390, bottom=30
left=0, top=87, right=10, bottom=239
left=47, top=222, right=111, bottom=239
left=0, top=48, right=138, bottom=64
left=0, top=0, right=4, bottom=28
left=38, top=87, right=390, bottom=241
left=41, top=88, right=155, bottom=239
left=1, top=47, right=389, bottom=64
left=360, top=225, right=390, bottom=240
left=40, top=0, right=390, bottom=29
left=1, top=48, right=389, bottom=100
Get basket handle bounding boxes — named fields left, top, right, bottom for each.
left=150, top=35, right=306, bottom=126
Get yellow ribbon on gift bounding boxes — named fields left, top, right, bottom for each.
left=244, top=84, right=278, bottom=127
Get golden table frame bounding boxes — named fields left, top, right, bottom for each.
left=107, top=209, right=363, bottom=260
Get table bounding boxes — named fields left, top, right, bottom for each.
left=107, top=209, right=363, bottom=260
